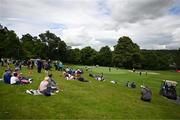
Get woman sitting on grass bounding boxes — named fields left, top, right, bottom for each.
left=38, top=76, right=51, bottom=95
left=26, top=76, right=60, bottom=96
left=26, top=77, right=50, bottom=96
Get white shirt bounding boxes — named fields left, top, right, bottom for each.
left=10, top=76, right=19, bottom=84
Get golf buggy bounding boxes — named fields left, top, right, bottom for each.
left=159, top=80, right=178, bottom=100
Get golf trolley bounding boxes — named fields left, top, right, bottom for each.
left=159, top=80, right=178, bottom=100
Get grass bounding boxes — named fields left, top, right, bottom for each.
left=0, top=65, right=180, bottom=119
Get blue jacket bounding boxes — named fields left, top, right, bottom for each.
left=4, top=71, right=11, bottom=84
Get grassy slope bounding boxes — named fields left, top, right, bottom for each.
left=0, top=65, right=180, bottom=119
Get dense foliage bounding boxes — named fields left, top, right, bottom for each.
left=112, top=36, right=141, bottom=69
left=0, top=25, right=179, bottom=70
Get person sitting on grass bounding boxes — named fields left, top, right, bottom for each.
left=26, top=76, right=60, bottom=96
left=47, top=74, right=60, bottom=93
left=18, top=73, right=33, bottom=84
left=13, top=67, right=32, bottom=85
left=3, top=69, right=12, bottom=84
left=10, top=72, right=20, bottom=85
left=130, top=82, right=136, bottom=88
left=126, top=81, right=136, bottom=88
left=38, top=76, right=51, bottom=96
left=26, top=77, right=50, bottom=96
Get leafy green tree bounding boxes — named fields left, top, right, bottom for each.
left=97, top=46, right=112, bottom=66
left=81, top=46, right=97, bottom=65
left=39, top=31, right=67, bottom=61
left=33, top=36, right=47, bottom=59
left=175, top=48, right=180, bottom=69
left=21, top=34, right=35, bottom=58
left=66, top=48, right=81, bottom=64
left=112, top=36, right=141, bottom=68
left=141, top=51, right=159, bottom=70
left=0, top=27, right=21, bottom=59
left=141, top=50, right=174, bottom=70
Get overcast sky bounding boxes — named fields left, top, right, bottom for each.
left=0, top=0, right=180, bottom=50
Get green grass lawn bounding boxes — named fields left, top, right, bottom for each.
left=0, top=65, right=180, bottom=119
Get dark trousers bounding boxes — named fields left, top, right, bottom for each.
left=38, top=67, right=42, bottom=73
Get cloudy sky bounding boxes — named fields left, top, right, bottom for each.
left=0, top=0, right=180, bottom=50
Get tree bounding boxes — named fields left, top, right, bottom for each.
left=112, top=36, right=141, bottom=68
left=21, top=34, right=35, bottom=58
left=97, top=46, right=112, bottom=66
left=66, top=48, right=81, bottom=64
left=39, top=31, right=67, bottom=60
left=175, top=48, right=180, bottom=69
left=141, top=51, right=159, bottom=70
left=141, top=50, right=174, bottom=70
left=0, top=27, right=21, bottom=59
left=81, top=46, right=97, bottom=65
left=33, top=36, right=47, bottom=59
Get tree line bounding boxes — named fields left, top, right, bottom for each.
left=0, top=24, right=179, bottom=70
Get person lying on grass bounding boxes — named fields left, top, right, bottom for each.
left=18, top=73, right=33, bottom=84
left=63, top=68, right=84, bottom=80
left=89, top=72, right=104, bottom=81
left=63, top=71, right=88, bottom=82
left=26, top=76, right=60, bottom=96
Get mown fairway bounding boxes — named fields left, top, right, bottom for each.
left=0, top=65, right=180, bottom=119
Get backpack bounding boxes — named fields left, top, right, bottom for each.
left=141, top=87, right=152, bottom=101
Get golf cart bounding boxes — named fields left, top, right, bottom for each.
left=159, top=80, right=178, bottom=100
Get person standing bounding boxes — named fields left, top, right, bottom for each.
left=54, top=61, right=58, bottom=71
left=44, top=60, right=50, bottom=76
left=1, top=58, right=4, bottom=67
left=27, top=59, right=32, bottom=75
left=37, top=59, right=43, bottom=73
left=59, top=61, right=63, bottom=71
left=109, top=67, right=111, bottom=72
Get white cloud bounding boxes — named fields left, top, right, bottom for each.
left=0, top=0, right=180, bottom=50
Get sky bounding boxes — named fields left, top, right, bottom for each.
left=0, top=0, right=180, bottom=50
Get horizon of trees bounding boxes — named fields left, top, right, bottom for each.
left=0, top=24, right=179, bottom=70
